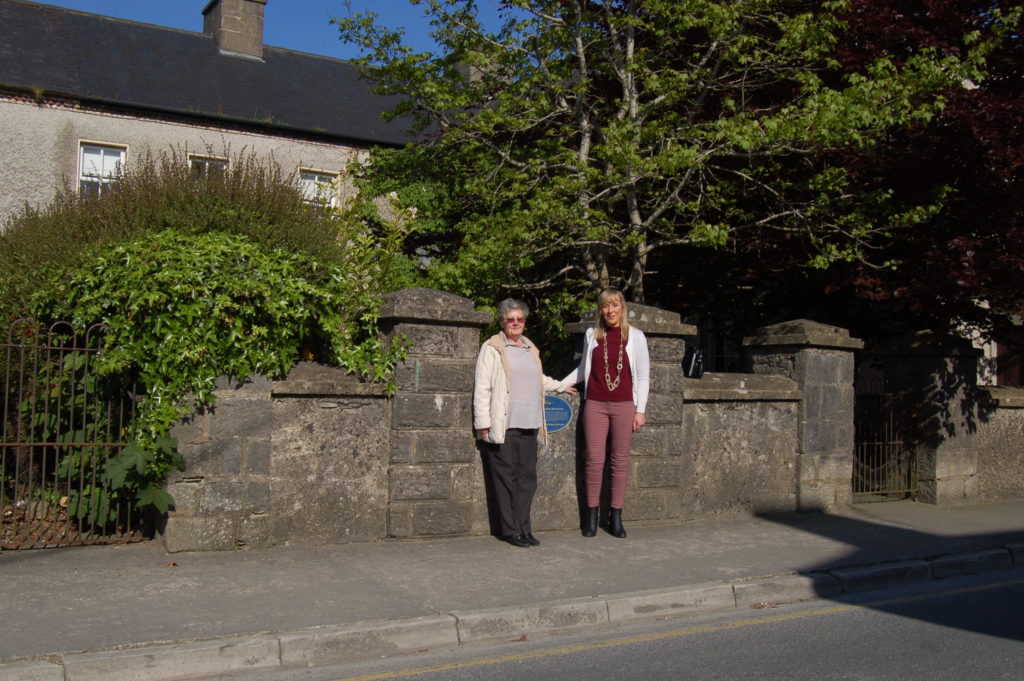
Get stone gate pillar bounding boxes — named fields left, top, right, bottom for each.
left=379, top=288, right=492, bottom=537
left=744, top=320, right=863, bottom=511
left=566, top=303, right=695, bottom=522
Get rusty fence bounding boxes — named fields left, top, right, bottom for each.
left=1, top=320, right=144, bottom=549
left=853, top=393, right=919, bottom=500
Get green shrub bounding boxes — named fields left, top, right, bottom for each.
left=7, top=152, right=418, bottom=520
left=29, top=228, right=410, bottom=517
left=0, top=149, right=352, bottom=320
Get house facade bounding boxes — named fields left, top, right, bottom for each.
left=0, top=0, right=411, bottom=223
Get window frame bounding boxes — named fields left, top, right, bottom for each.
left=298, top=168, right=339, bottom=207
left=78, top=141, right=127, bottom=196
left=188, top=154, right=229, bottom=179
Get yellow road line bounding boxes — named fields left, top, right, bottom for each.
left=332, top=577, right=1024, bottom=681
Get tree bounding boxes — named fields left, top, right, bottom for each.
left=336, top=0, right=989, bottom=320
left=651, top=1, right=1024, bottom=352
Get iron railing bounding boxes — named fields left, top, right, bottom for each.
left=853, top=393, right=918, bottom=499
left=1, top=320, right=143, bottom=549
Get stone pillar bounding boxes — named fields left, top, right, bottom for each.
left=566, top=304, right=696, bottom=522
left=380, top=288, right=492, bottom=538
left=744, top=320, right=863, bottom=511
left=870, top=332, right=982, bottom=505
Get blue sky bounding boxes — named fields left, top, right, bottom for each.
left=33, top=1, right=508, bottom=60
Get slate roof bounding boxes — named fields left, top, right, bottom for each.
left=0, top=0, right=413, bottom=147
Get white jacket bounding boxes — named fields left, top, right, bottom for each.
left=562, top=327, right=650, bottom=413
left=473, top=333, right=569, bottom=445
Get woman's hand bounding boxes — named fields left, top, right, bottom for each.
left=563, top=385, right=578, bottom=396
left=477, top=428, right=490, bottom=440
left=633, top=412, right=646, bottom=432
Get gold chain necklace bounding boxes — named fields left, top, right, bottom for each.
left=602, top=331, right=625, bottom=391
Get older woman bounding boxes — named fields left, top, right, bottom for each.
left=563, top=288, right=650, bottom=538
left=474, top=298, right=576, bottom=548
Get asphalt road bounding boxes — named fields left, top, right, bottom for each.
left=205, top=572, right=1024, bottom=681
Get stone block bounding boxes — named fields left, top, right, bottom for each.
left=606, top=584, right=735, bottom=622
left=165, top=478, right=204, bottom=513
left=279, top=616, right=459, bottom=667
left=237, top=512, right=273, bottom=548
left=393, top=357, right=476, bottom=392
left=0, top=661, right=62, bottom=681
left=624, top=488, right=679, bottom=520
left=201, top=480, right=270, bottom=514
left=630, top=424, right=682, bottom=458
left=634, top=458, right=682, bottom=489
left=733, top=573, right=842, bottom=608
left=391, top=323, right=461, bottom=358
left=170, top=415, right=206, bottom=445
left=162, top=513, right=238, bottom=552
left=831, top=560, right=931, bottom=593
left=646, top=336, right=686, bottom=363
left=454, top=598, right=607, bottom=643
left=388, top=500, right=474, bottom=537
left=412, top=429, right=479, bottom=463
left=180, top=440, right=242, bottom=476
left=794, top=349, right=847, bottom=387
left=932, top=548, right=1012, bottom=579
left=390, top=432, right=414, bottom=463
left=206, top=398, right=272, bottom=440
left=272, top=478, right=387, bottom=543
left=242, top=438, right=271, bottom=475
left=650, top=363, right=685, bottom=394
left=61, top=636, right=279, bottom=681
left=645, top=394, right=682, bottom=425
left=393, top=393, right=458, bottom=429
left=390, top=465, right=453, bottom=500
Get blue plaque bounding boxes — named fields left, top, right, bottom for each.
left=544, top=394, right=574, bottom=433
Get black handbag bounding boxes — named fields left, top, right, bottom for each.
left=682, top=346, right=704, bottom=378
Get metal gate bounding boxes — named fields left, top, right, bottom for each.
left=853, top=354, right=919, bottom=502
left=1, top=320, right=144, bottom=549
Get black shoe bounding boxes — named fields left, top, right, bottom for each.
left=524, top=532, right=540, bottom=546
left=582, top=507, right=598, bottom=537
left=608, top=508, right=627, bottom=538
left=503, top=534, right=530, bottom=548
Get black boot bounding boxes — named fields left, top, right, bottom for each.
left=582, top=507, right=598, bottom=537
left=609, top=508, right=626, bottom=538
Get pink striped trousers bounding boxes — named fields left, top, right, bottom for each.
left=582, top=399, right=636, bottom=509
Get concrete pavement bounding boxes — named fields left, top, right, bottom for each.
left=2, top=499, right=1023, bottom=681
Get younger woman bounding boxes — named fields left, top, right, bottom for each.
left=563, top=288, right=650, bottom=538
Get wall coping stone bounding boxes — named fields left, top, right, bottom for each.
left=566, top=303, right=696, bottom=337
left=271, top=362, right=388, bottom=398
left=980, top=386, right=1024, bottom=408
left=682, top=372, right=801, bottom=402
left=743, top=319, right=863, bottom=350
left=381, top=287, right=492, bottom=327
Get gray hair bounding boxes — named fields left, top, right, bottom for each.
left=497, top=298, right=529, bottom=321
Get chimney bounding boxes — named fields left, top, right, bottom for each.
left=203, top=0, right=267, bottom=59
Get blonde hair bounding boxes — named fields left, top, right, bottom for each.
left=594, top=287, right=629, bottom=341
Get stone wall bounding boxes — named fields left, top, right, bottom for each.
left=160, top=290, right=860, bottom=551
left=975, top=387, right=1024, bottom=503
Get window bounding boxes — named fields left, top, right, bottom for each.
left=189, top=155, right=228, bottom=179
left=299, top=169, right=338, bottom=206
left=79, top=143, right=125, bottom=195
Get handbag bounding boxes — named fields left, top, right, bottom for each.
left=682, top=346, right=704, bottom=378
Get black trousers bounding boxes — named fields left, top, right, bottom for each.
left=487, top=428, right=539, bottom=538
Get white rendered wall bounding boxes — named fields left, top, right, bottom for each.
left=0, top=95, right=368, bottom=225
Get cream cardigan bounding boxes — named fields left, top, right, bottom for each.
left=473, top=333, right=569, bottom=445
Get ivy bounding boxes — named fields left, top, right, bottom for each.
left=29, top=221, right=410, bottom=520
